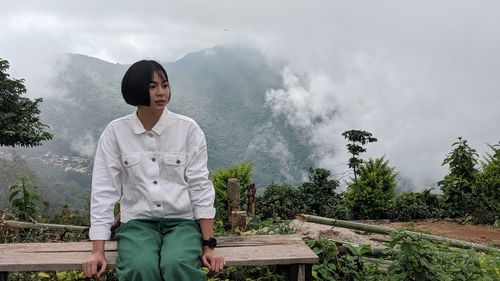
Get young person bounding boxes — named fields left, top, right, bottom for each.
left=82, top=60, right=224, bottom=280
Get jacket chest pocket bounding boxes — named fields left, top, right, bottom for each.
left=122, top=153, right=141, bottom=182
left=163, top=152, right=187, bottom=181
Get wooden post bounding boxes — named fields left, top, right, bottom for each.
left=227, top=178, right=240, bottom=213
left=246, top=183, right=256, bottom=217
left=228, top=178, right=247, bottom=230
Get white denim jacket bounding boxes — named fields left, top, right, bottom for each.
left=89, top=110, right=216, bottom=240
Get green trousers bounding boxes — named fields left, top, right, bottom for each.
left=115, top=218, right=206, bottom=281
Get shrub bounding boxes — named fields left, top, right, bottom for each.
left=472, top=143, right=500, bottom=224
left=389, top=192, right=430, bottom=221
left=51, top=204, right=89, bottom=226
left=438, top=137, right=478, bottom=218
left=257, top=183, right=302, bottom=220
left=389, top=190, right=442, bottom=221
left=210, top=162, right=253, bottom=228
left=344, top=157, right=397, bottom=220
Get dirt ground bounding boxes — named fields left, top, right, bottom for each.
left=366, top=220, right=500, bottom=247
left=290, top=219, right=500, bottom=248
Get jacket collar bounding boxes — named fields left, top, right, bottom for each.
left=131, top=109, right=169, bottom=135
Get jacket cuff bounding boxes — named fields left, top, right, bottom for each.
left=193, top=206, right=216, bottom=220
left=89, top=226, right=111, bottom=241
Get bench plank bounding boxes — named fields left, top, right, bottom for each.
left=0, top=235, right=318, bottom=272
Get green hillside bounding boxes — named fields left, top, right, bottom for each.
left=10, top=45, right=314, bottom=210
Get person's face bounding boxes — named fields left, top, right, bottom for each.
left=146, top=71, right=170, bottom=112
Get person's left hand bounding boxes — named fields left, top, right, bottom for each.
left=201, top=248, right=225, bottom=276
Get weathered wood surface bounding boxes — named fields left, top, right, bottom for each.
left=0, top=235, right=319, bottom=272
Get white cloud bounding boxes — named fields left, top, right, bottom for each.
left=1, top=0, right=498, bottom=188
left=265, top=48, right=499, bottom=189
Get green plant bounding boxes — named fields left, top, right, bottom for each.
left=0, top=150, right=36, bottom=210
left=438, top=137, right=478, bottom=218
left=306, top=236, right=386, bottom=280
left=8, top=270, right=118, bottom=280
left=344, top=157, right=397, bottom=220
left=388, top=229, right=446, bottom=280
left=209, top=265, right=286, bottom=281
left=387, top=229, right=500, bottom=280
left=9, top=175, right=40, bottom=221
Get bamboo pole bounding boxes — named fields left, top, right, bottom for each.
left=0, top=220, right=88, bottom=231
left=297, top=214, right=500, bottom=254
left=328, top=239, right=388, bottom=256
left=360, top=256, right=393, bottom=266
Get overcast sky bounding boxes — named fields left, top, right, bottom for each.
left=1, top=0, right=499, bottom=189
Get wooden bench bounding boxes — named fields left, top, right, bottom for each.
left=0, top=235, right=319, bottom=281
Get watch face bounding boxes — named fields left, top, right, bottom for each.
left=208, top=238, right=217, bottom=248
left=204, top=237, right=217, bottom=248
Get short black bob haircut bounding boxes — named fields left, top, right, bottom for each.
left=121, top=60, right=170, bottom=106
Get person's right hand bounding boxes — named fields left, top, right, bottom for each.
left=82, top=251, right=107, bottom=278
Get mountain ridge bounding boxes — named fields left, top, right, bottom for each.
left=11, top=44, right=314, bottom=210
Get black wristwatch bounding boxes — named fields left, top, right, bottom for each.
left=202, top=237, right=217, bottom=249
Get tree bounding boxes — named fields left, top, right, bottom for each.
left=258, top=183, right=302, bottom=220
left=9, top=175, right=40, bottom=221
left=298, top=168, right=347, bottom=219
left=341, top=130, right=377, bottom=181
left=0, top=58, right=53, bottom=147
left=344, top=157, right=397, bottom=219
left=438, top=137, right=478, bottom=218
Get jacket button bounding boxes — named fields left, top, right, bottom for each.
left=153, top=180, right=158, bottom=184
left=152, top=157, right=156, bottom=162
left=124, top=161, right=128, bottom=165
left=176, top=159, right=181, bottom=164
left=156, top=204, right=161, bottom=207
left=148, top=133, right=154, bottom=137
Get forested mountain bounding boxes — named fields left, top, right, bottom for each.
left=2, top=45, right=314, bottom=210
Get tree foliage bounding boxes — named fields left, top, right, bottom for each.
left=342, top=129, right=377, bottom=181
left=257, top=168, right=348, bottom=221
left=438, top=137, right=478, bottom=218
left=298, top=168, right=347, bottom=219
left=344, top=157, right=397, bottom=220
left=0, top=58, right=53, bottom=147
left=257, top=183, right=302, bottom=220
